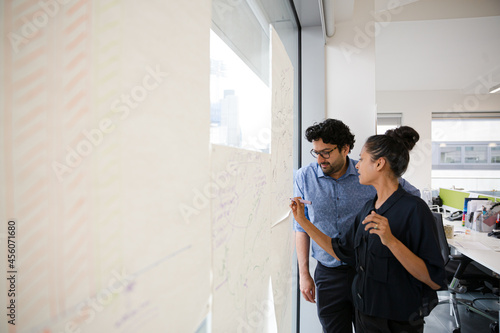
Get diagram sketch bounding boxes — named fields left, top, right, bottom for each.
left=0, top=1, right=211, bottom=332
left=270, top=28, right=294, bottom=225
left=211, top=145, right=272, bottom=332
left=269, top=27, right=295, bottom=332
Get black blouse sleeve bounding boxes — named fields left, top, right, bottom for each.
left=331, top=213, right=360, bottom=267
left=409, top=200, right=447, bottom=289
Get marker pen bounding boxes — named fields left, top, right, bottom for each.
left=290, top=198, right=312, bottom=205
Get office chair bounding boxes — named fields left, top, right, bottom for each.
left=432, top=212, right=499, bottom=333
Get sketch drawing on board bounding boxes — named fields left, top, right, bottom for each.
left=211, top=145, right=272, bottom=331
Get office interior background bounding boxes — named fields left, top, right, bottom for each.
left=1, top=0, right=500, bottom=332
left=290, top=1, right=500, bottom=331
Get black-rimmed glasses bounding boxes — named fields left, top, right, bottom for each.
left=310, top=147, right=337, bottom=159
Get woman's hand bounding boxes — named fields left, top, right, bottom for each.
left=289, top=197, right=306, bottom=222
left=363, top=211, right=442, bottom=290
left=290, top=197, right=339, bottom=260
left=362, top=211, right=396, bottom=246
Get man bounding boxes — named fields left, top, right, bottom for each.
left=294, top=119, right=420, bottom=333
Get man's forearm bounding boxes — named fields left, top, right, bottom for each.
left=296, top=231, right=311, bottom=275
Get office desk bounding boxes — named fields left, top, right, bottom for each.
left=445, top=220, right=500, bottom=324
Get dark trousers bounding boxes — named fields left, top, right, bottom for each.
left=314, top=262, right=356, bottom=333
left=355, top=309, right=424, bottom=333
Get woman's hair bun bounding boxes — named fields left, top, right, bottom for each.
left=385, top=126, right=419, bottom=151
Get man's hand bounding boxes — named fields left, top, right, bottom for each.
left=300, top=273, right=316, bottom=303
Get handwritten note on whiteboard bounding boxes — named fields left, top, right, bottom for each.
left=270, top=27, right=295, bottom=332
left=211, top=145, right=271, bottom=332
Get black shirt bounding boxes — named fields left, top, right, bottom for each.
left=331, top=185, right=446, bottom=321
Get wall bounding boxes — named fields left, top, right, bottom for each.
left=301, top=26, right=326, bottom=167
left=325, top=1, right=376, bottom=159
left=325, top=2, right=500, bottom=192
left=377, top=90, right=500, bottom=191
left=1, top=2, right=212, bottom=332
left=298, top=25, right=325, bottom=333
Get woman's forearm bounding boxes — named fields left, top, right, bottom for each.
left=295, top=215, right=339, bottom=261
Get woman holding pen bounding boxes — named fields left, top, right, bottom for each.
left=291, top=126, right=445, bottom=333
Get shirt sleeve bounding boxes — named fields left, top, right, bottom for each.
left=409, top=201, right=447, bottom=289
left=293, top=170, right=308, bottom=233
left=399, top=177, right=421, bottom=197
left=331, top=214, right=358, bottom=267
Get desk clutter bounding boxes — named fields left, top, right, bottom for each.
left=432, top=212, right=500, bottom=333
left=489, top=231, right=500, bottom=239
left=430, top=189, right=500, bottom=332
left=462, top=200, right=500, bottom=233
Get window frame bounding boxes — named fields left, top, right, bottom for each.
left=432, top=141, right=500, bottom=170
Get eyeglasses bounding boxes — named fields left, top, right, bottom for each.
left=310, top=147, right=337, bottom=159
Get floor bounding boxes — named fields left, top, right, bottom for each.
left=424, top=291, right=499, bottom=333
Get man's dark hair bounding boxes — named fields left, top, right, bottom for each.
left=305, top=119, right=355, bottom=153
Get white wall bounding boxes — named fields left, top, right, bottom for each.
left=301, top=26, right=326, bottom=168
left=298, top=25, right=326, bottom=333
left=376, top=92, right=435, bottom=190
left=377, top=90, right=500, bottom=191
left=324, top=4, right=500, bottom=192
left=325, top=1, right=376, bottom=159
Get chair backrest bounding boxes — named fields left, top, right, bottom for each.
left=432, top=212, right=450, bottom=266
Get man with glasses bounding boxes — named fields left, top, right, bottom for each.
left=294, top=119, right=420, bottom=333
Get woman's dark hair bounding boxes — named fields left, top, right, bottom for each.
left=364, top=126, right=420, bottom=178
left=305, top=119, right=355, bottom=152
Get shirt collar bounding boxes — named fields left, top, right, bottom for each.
left=344, top=158, right=358, bottom=178
left=371, top=184, right=406, bottom=215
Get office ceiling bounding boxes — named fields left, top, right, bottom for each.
left=292, top=0, right=500, bottom=92
left=293, top=0, right=353, bottom=27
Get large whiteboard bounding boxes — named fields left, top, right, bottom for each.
left=0, top=2, right=294, bottom=331
left=1, top=1, right=211, bottom=332
left=211, top=146, right=272, bottom=331
left=269, top=28, right=295, bottom=333
left=210, top=27, right=295, bottom=332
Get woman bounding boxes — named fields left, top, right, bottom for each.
left=291, top=126, right=445, bottom=333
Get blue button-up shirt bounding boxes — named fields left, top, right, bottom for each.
left=293, top=158, right=420, bottom=267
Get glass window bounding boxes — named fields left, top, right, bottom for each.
left=491, top=145, right=500, bottom=163
left=209, top=0, right=299, bottom=155
left=440, top=146, right=461, bottom=163
left=432, top=115, right=500, bottom=192
left=464, top=145, right=487, bottom=163
left=210, top=30, right=271, bottom=152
